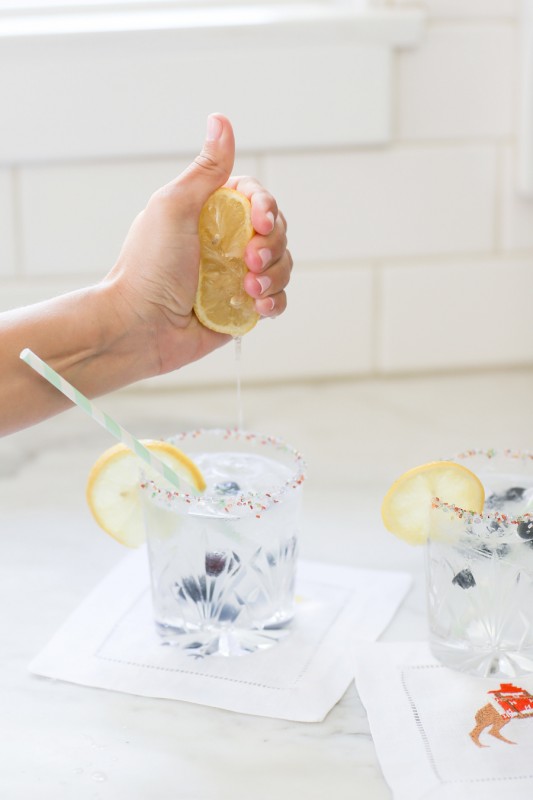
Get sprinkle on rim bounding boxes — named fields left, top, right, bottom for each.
left=454, top=447, right=533, bottom=462
left=436, top=448, right=533, bottom=526
left=141, top=428, right=307, bottom=518
left=431, top=497, right=533, bottom=527
left=381, top=460, right=485, bottom=546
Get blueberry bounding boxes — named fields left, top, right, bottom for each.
left=484, top=493, right=501, bottom=509
left=452, top=568, right=476, bottom=589
left=517, top=519, right=533, bottom=540
left=505, top=487, right=526, bottom=501
left=215, top=481, right=241, bottom=495
left=485, top=487, right=526, bottom=510
left=205, top=551, right=227, bottom=576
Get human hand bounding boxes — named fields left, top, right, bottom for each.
left=105, top=114, right=292, bottom=377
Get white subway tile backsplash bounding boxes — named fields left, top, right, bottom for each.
left=1, top=10, right=527, bottom=384
left=19, top=159, right=185, bottom=277
left=1, top=37, right=392, bottom=163
left=18, top=156, right=258, bottom=276
left=262, top=146, right=496, bottom=261
left=397, top=23, right=516, bottom=140
left=137, top=265, right=375, bottom=388
left=379, top=257, right=533, bottom=372
left=0, top=170, right=16, bottom=277
left=500, top=146, right=533, bottom=251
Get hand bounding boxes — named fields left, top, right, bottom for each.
left=105, top=114, right=292, bottom=376
left=227, top=174, right=291, bottom=319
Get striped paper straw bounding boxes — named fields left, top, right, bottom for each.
left=19, top=348, right=191, bottom=492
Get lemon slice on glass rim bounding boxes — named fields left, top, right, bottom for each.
left=86, top=440, right=206, bottom=548
left=194, top=186, right=258, bottom=336
left=381, top=461, right=485, bottom=545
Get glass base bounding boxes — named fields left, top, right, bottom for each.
left=155, top=620, right=291, bottom=657
left=430, top=639, right=533, bottom=678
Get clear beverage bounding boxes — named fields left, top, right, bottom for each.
left=427, top=450, right=533, bottom=677
left=140, top=429, right=305, bottom=657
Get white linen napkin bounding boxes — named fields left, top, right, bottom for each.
left=353, top=641, right=533, bottom=799
left=29, top=549, right=410, bottom=722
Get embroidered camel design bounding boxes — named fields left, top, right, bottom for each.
left=470, top=683, right=533, bottom=747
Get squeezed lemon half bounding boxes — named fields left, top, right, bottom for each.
left=86, top=441, right=205, bottom=547
left=194, top=187, right=258, bottom=336
left=381, top=461, right=485, bottom=545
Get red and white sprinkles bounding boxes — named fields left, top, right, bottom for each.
left=140, top=428, right=306, bottom=518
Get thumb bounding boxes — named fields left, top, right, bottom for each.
left=175, top=113, right=235, bottom=213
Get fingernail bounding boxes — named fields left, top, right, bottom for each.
left=265, top=211, right=275, bottom=232
left=259, top=248, right=271, bottom=269
left=206, top=114, right=222, bottom=141
left=256, top=275, right=272, bottom=295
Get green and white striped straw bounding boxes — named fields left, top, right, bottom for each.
left=19, top=348, right=190, bottom=492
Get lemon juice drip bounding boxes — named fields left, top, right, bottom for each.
left=234, top=336, right=244, bottom=430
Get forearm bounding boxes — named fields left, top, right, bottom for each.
left=0, top=281, right=157, bottom=436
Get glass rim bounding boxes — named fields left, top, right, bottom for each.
left=139, top=427, right=306, bottom=516
left=430, top=498, right=532, bottom=527
left=431, top=448, right=533, bottom=525
left=454, top=447, right=533, bottom=462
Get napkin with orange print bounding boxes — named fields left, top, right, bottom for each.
left=353, top=641, right=533, bottom=799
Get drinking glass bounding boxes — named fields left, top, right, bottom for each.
left=427, top=449, right=533, bottom=677
left=140, top=429, right=305, bottom=657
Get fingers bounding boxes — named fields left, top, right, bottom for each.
left=243, top=247, right=292, bottom=318
left=227, top=174, right=291, bottom=318
left=244, top=211, right=287, bottom=272
left=226, top=175, right=280, bottom=236
left=254, top=289, right=288, bottom=318
left=191, top=113, right=235, bottom=188
left=161, top=114, right=235, bottom=218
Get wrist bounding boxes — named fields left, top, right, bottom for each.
left=93, top=277, right=161, bottom=387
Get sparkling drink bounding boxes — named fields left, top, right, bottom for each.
left=140, top=429, right=305, bottom=657
left=427, top=450, right=533, bottom=677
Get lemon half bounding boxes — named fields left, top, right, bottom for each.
left=381, top=461, right=485, bottom=545
left=194, top=187, right=258, bottom=336
left=86, top=441, right=206, bottom=547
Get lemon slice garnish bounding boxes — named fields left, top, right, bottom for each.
left=86, top=440, right=205, bottom=547
left=381, top=461, right=485, bottom=545
left=194, top=187, right=258, bottom=336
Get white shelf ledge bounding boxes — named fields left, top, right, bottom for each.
left=1, top=5, right=424, bottom=45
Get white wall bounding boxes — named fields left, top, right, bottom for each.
left=1, top=0, right=532, bottom=388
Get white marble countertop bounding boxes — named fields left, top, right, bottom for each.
left=1, top=368, right=532, bottom=799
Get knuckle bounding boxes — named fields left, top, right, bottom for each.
left=193, top=153, right=226, bottom=180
